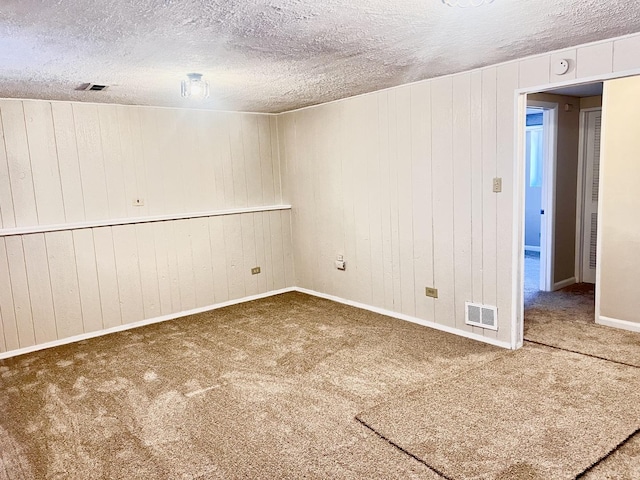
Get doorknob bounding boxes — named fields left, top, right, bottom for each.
left=540, top=209, right=545, bottom=214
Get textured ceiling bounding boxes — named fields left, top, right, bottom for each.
left=1, top=0, right=639, bottom=113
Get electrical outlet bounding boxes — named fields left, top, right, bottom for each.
left=425, top=287, right=438, bottom=298
left=133, top=198, right=145, bottom=206
left=492, top=178, right=502, bottom=193
left=251, top=267, right=261, bottom=275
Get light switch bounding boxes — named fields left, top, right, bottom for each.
left=492, top=178, right=502, bottom=193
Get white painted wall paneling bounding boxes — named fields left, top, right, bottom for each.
left=280, top=31, right=640, bottom=346
left=0, top=99, right=292, bottom=355
left=0, top=211, right=293, bottom=353
left=0, top=101, right=284, bottom=230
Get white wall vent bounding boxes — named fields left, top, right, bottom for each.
left=465, top=302, right=498, bottom=330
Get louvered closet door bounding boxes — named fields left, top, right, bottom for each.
left=582, top=110, right=601, bottom=284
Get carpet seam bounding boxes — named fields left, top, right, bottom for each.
left=575, top=427, right=640, bottom=479
left=355, top=416, right=454, bottom=480
left=523, top=339, right=640, bottom=369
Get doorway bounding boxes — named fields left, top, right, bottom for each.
left=521, top=82, right=603, bottom=348
left=523, top=101, right=557, bottom=302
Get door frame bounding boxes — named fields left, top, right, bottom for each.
left=511, top=72, right=636, bottom=350
left=526, top=100, right=558, bottom=292
left=574, top=107, right=603, bottom=283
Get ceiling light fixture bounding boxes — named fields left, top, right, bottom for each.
left=181, top=73, right=210, bottom=99
left=441, top=0, right=494, bottom=7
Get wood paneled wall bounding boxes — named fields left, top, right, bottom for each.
left=0, top=101, right=282, bottom=228
left=0, top=100, right=293, bottom=354
left=0, top=212, right=293, bottom=352
left=279, top=34, right=640, bottom=346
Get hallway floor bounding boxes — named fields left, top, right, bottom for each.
left=524, top=250, right=541, bottom=305
left=524, top=275, right=640, bottom=367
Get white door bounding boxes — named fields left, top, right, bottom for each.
left=581, top=109, right=602, bottom=284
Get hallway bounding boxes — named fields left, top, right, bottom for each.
left=524, top=282, right=640, bottom=367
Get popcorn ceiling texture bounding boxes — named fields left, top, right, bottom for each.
left=0, top=0, right=639, bottom=113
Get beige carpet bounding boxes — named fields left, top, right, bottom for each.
left=524, top=283, right=640, bottom=367
left=0, top=292, right=505, bottom=479
left=582, top=432, right=640, bottom=480
left=357, top=343, right=640, bottom=480
left=2, top=291, right=640, bottom=479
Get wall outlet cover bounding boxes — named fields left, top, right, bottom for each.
left=251, top=267, right=261, bottom=275
left=425, top=287, right=438, bottom=298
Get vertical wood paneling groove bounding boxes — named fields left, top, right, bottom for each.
left=98, top=106, right=128, bottom=219
left=191, top=219, right=215, bottom=307
left=112, top=224, right=145, bottom=325
left=208, top=216, right=229, bottom=304
left=452, top=74, right=474, bottom=333
left=23, top=234, right=58, bottom=344
left=229, top=115, right=249, bottom=208
left=135, top=223, right=161, bottom=319
left=368, top=100, right=384, bottom=309
left=240, top=214, right=258, bottom=296
left=139, top=108, right=165, bottom=215
left=268, top=210, right=284, bottom=291
left=387, top=91, right=402, bottom=312
left=410, top=82, right=434, bottom=323
left=72, top=229, right=102, bottom=333
left=431, top=78, right=455, bottom=328
left=350, top=97, right=374, bottom=306
left=396, top=88, right=415, bottom=317
left=5, top=236, right=36, bottom=347
left=117, top=106, right=146, bottom=217
left=242, top=116, right=264, bottom=207
left=282, top=210, right=295, bottom=287
left=73, top=103, right=110, bottom=220
left=46, top=231, right=83, bottom=338
left=0, top=292, right=6, bottom=352
left=0, top=110, right=16, bottom=228
left=152, top=221, right=173, bottom=316
left=93, top=227, right=122, bottom=329
left=480, top=68, right=498, bottom=313
left=2, top=101, right=38, bottom=227
left=24, top=101, right=66, bottom=225
left=377, top=94, right=393, bottom=311
left=0, top=238, right=20, bottom=350
left=52, top=103, right=85, bottom=223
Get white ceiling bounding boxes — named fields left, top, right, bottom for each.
left=547, top=82, right=604, bottom=97
left=1, top=0, right=639, bottom=113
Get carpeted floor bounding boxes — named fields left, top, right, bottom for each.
left=1, top=291, right=640, bottom=479
left=524, top=250, right=541, bottom=305
left=357, top=343, right=640, bottom=480
left=525, top=283, right=640, bottom=367
left=0, top=292, right=504, bottom=479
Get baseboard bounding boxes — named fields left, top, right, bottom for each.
left=0, top=285, right=514, bottom=359
left=524, top=245, right=541, bottom=253
left=293, top=287, right=513, bottom=350
left=0, top=287, right=296, bottom=360
left=553, top=277, right=576, bottom=291
left=598, top=315, right=640, bottom=333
